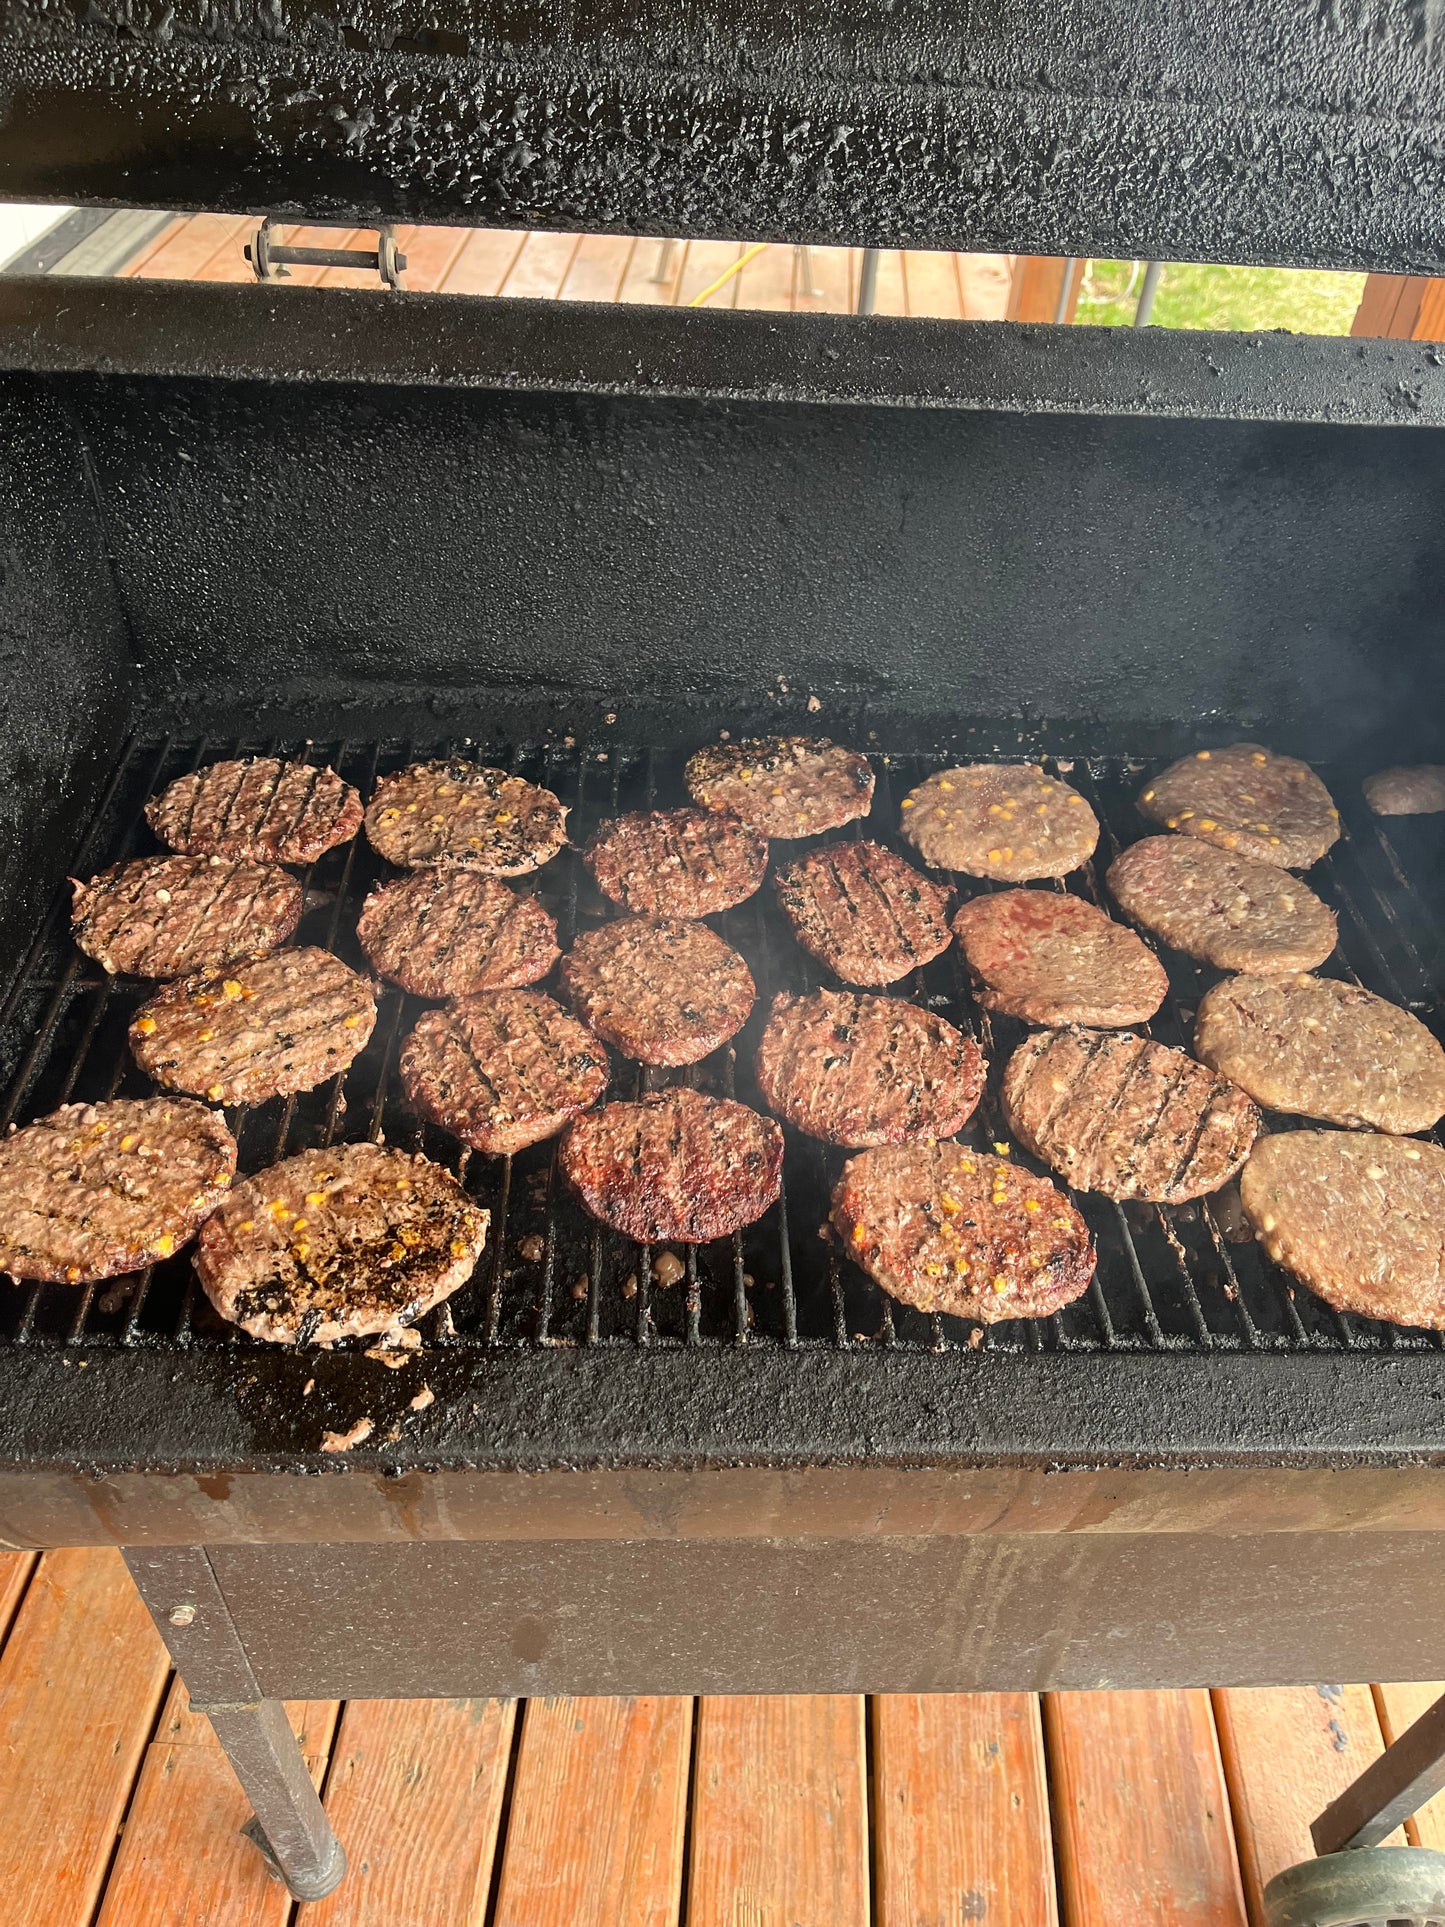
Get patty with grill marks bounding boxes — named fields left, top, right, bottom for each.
left=560, top=919, right=755, bottom=1065
left=952, top=889, right=1167, bottom=1028
left=900, top=764, right=1099, bottom=881
left=831, top=1143, right=1094, bottom=1322
left=774, top=841, right=953, bottom=986
left=755, top=989, right=985, bottom=1146
left=1364, top=765, right=1445, bottom=816
left=584, top=806, right=768, bottom=918
left=401, top=990, right=608, bottom=1155
left=1138, top=744, right=1339, bottom=869
left=560, top=1086, right=783, bottom=1243
left=130, top=947, right=377, bottom=1105
left=357, top=870, right=559, bottom=999
left=0, top=1097, right=236, bottom=1284
left=685, top=736, right=874, bottom=839
left=1107, top=837, right=1338, bottom=975
left=72, top=854, right=303, bottom=980
left=146, top=757, right=363, bottom=865
left=1194, top=973, right=1445, bottom=1135
left=1001, top=1028, right=1260, bottom=1202
left=1240, top=1130, right=1445, bottom=1329
left=195, top=1142, right=487, bottom=1345
left=365, top=761, right=568, bottom=874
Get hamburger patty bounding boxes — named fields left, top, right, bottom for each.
left=401, top=990, right=608, bottom=1155
left=72, top=855, right=303, bottom=979
left=1193, top=973, right=1445, bottom=1134
left=195, top=1142, right=488, bottom=1345
left=1107, top=837, right=1338, bottom=975
left=130, top=947, right=377, bottom=1106
left=899, top=764, right=1099, bottom=881
left=356, top=870, right=559, bottom=999
left=774, top=841, right=953, bottom=985
left=560, top=918, right=755, bottom=1065
left=1364, top=766, right=1445, bottom=816
left=755, top=989, right=985, bottom=1146
left=365, top=761, right=567, bottom=874
left=146, top=757, right=363, bottom=865
left=1002, top=1028, right=1260, bottom=1202
left=831, top=1143, right=1094, bottom=1322
left=1137, top=744, right=1339, bottom=868
left=685, top=736, right=874, bottom=839
left=584, top=806, right=768, bottom=917
left=952, top=889, right=1167, bottom=1027
left=559, top=1086, right=783, bottom=1243
left=0, top=1098, right=236, bottom=1284
left=1240, top=1131, right=1445, bottom=1329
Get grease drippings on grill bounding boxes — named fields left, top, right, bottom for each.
left=774, top=840, right=952, bottom=985
left=1002, top=1029, right=1260, bottom=1202
left=1107, top=837, right=1338, bottom=974
left=365, top=761, right=567, bottom=874
left=71, top=854, right=303, bottom=979
left=146, top=757, right=363, bottom=865
left=952, top=889, right=1167, bottom=1027
left=1194, top=973, right=1445, bottom=1134
left=130, top=948, right=378, bottom=1105
left=685, top=736, right=874, bottom=838
left=831, top=1143, right=1094, bottom=1322
left=0, top=1099, right=236, bottom=1284
left=756, top=989, right=985, bottom=1146
left=584, top=806, right=768, bottom=917
left=1240, top=1131, right=1445, bottom=1329
left=1137, top=744, right=1339, bottom=869
left=195, top=1143, right=488, bottom=1345
left=560, top=1087, right=783, bottom=1243
left=356, top=870, right=559, bottom=998
left=560, top=918, right=755, bottom=1065
left=401, top=990, right=608, bottom=1155
left=899, top=764, right=1099, bottom=880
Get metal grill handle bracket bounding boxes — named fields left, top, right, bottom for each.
left=246, top=217, right=407, bottom=289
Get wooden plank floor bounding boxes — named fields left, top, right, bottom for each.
left=0, top=1548, right=1437, bottom=1925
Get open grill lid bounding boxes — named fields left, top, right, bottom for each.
left=1, top=0, right=1444, bottom=273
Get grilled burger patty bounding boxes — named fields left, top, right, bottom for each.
left=72, top=854, right=303, bottom=979
left=755, top=989, right=985, bottom=1146
left=1107, top=836, right=1338, bottom=975
left=1240, top=1130, right=1445, bottom=1329
left=1193, top=972, right=1445, bottom=1134
left=195, top=1142, right=488, bottom=1345
left=584, top=806, right=768, bottom=917
left=831, top=1143, right=1094, bottom=1322
left=1002, top=1028, right=1259, bottom=1202
left=1137, top=744, right=1339, bottom=868
left=559, top=1086, right=783, bottom=1243
left=365, top=761, right=568, bottom=874
left=774, top=841, right=953, bottom=985
left=685, top=735, right=875, bottom=839
left=356, top=869, right=559, bottom=998
left=1364, top=765, right=1445, bottom=816
left=146, top=757, right=363, bottom=865
left=401, top=990, right=608, bottom=1155
left=899, top=764, right=1099, bottom=881
left=0, top=1097, right=236, bottom=1284
left=560, top=918, right=755, bottom=1065
left=952, top=889, right=1167, bottom=1027
left=130, top=947, right=378, bottom=1106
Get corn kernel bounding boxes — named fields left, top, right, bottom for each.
left=154, top=1233, right=175, bottom=1257
left=120, top=1133, right=137, bottom=1151
left=222, top=980, right=244, bottom=1000
left=206, top=1084, right=224, bottom=1102
left=305, top=1191, right=326, bottom=1207
left=135, top=1016, right=157, bottom=1035
left=1196, top=750, right=1211, bottom=759
left=197, top=1028, right=214, bottom=1042
left=1024, top=1198, right=1041, bottom=1213
left=991, top=1274, right=1009, bottom=1294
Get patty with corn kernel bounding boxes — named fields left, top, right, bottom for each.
left=1136, top=743, right=1338, bottom=869
left=195, top=1142, right=488, bottom=1345
left=685, top=736, right=874, bottom=840
left=899, top=764, right=1099, bottom=881
left=146, top=756, right=363, bottom=865
left=0, top=1097, right=236, bottom=1284
left=130, top=947, right=377, bottom=1105
left=831, top=1142, right=1094, bottom=1322
left=72, top=854, right=303, bottom=979
left=364, top=761, right=567, bottom=875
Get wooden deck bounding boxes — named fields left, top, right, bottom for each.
left=0, top=1545, right=1440, bottom=1924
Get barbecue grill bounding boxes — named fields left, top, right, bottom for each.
left=4, top=0, right=1445, bottom=1906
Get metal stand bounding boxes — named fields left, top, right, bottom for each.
left=1133, top=260, right=1164, bottom=328
left=856, top=248, right=880, bottom=315
left=650, top=238, right=679, bottom=284
left=246, top=216, right=406, bottom=289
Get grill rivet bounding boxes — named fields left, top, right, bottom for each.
left=168, top=1603, right=197, bottom=1627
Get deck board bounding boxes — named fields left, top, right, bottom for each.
left=1372, top=1682, right=1445, bottom=1850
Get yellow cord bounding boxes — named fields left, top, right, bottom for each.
left=686, top=242, right=769, bottom=308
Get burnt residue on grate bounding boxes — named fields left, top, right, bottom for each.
left=1, top=733, right=1443, bottom=1366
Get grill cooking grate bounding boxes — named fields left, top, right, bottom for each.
left=2, top=735, right=1443, bottom=1361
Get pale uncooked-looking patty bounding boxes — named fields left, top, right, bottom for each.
left=899, top=764, right=1099, bottom=881
left=1107, top=837, right=1337, bottom=975
left=356, top=869, right=559, bottom=998
left=146, top=757, right=363, bottom=864
left=1364, top=766, right=1445, bottom=816
left=365, top=761, right=567, bottom=874
left=685, top=736, right=874, bottom=839
left=401, top=990, right=608, bottom=1154
left=1137, top=744, right=1338, bottom=869
left=951, top=889, right=1167, bottom=1027
left=560, top=918, right=755, bottom=1065
left=584, top=807, right=768, bottom=917
left=72, top=855, right=302, bottom=979
left=774, top=841, right=953, bottom=985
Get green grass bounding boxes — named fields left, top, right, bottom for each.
left=1073, top=260, right=1368, bottom=335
